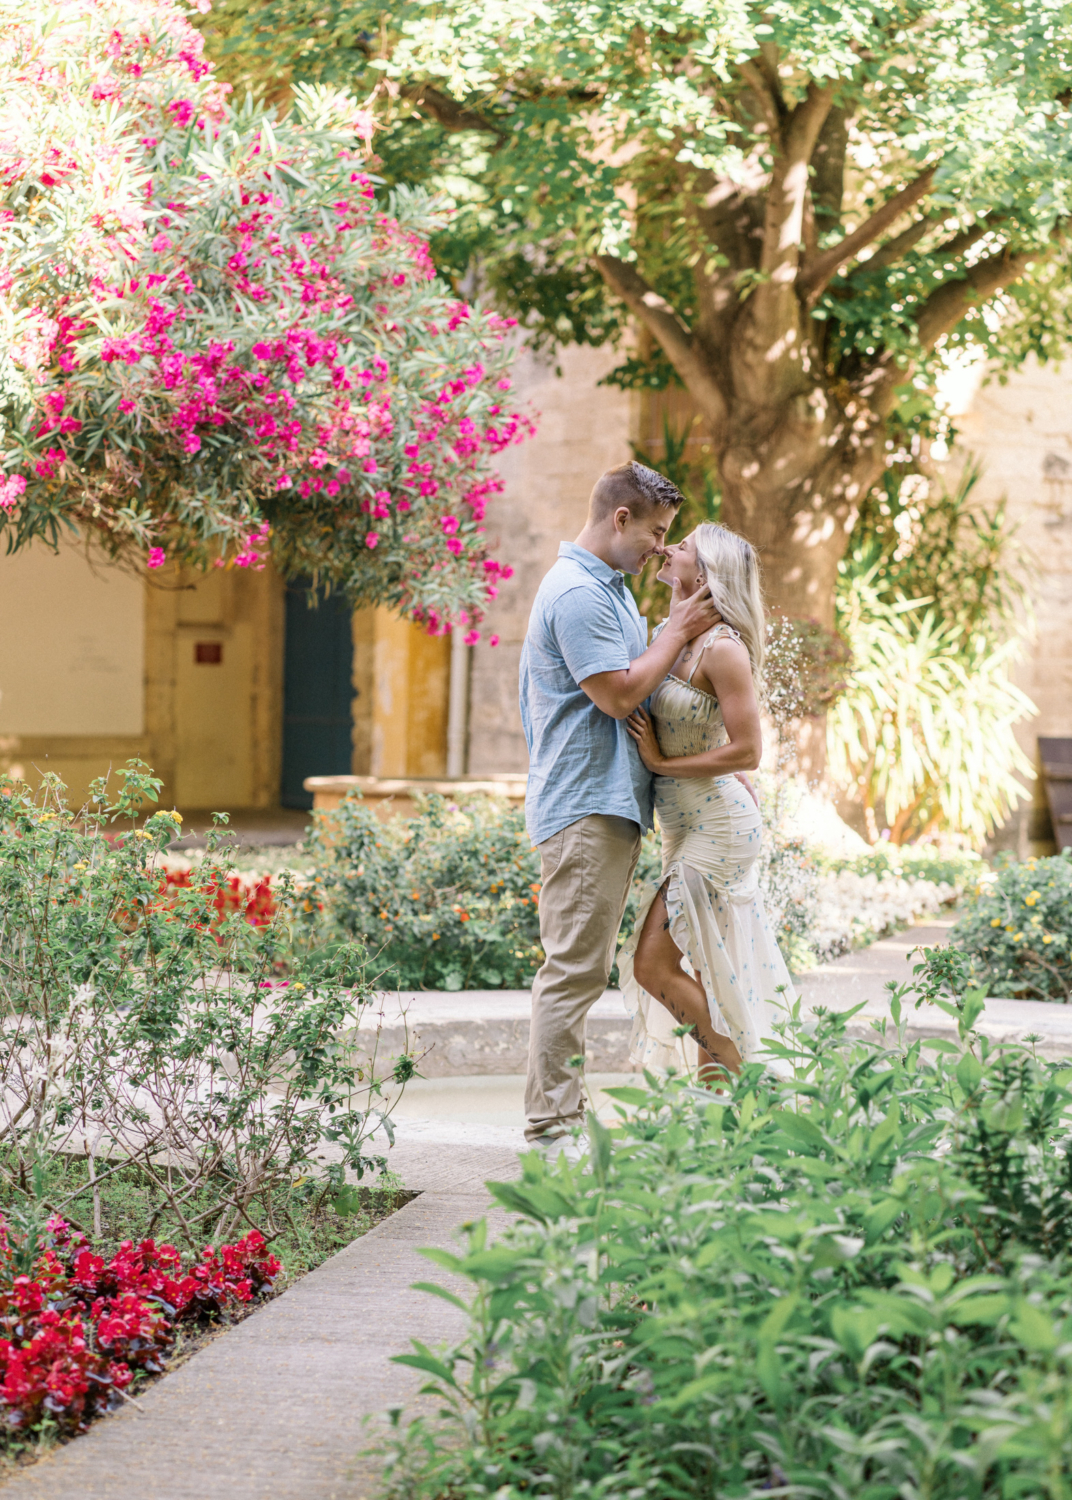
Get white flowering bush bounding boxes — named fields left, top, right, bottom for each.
left=811, top=867, right=957, bottom=962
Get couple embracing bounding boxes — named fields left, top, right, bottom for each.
left=519, top=460, right=795, bottom=1149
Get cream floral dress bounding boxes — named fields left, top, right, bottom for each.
left=617, top=623, right=795, bottom=1073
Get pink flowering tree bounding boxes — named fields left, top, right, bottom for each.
left=0, top=0, right=530, bottom=635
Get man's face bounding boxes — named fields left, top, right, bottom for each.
left=611, top=505, right=675, bottom=574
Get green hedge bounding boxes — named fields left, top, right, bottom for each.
left=307, top=793, right=819, bottom=989
left=818, top=842, right=985, bottom=889
left=379, top=993, right=1072, bottom=1498
left=307, top=793, right=545, bottom=990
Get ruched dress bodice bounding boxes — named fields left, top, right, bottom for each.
left=649, top=672, right=727, bottom=758
left=618, top=624, right=795, bottom=1074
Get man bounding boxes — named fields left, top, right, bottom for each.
left=519, top=460, right=720, bottom=1147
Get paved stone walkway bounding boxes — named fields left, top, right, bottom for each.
left=798, top=919, right=1072, bottom=1060
left=0, top=1141, right=519, bottom=1500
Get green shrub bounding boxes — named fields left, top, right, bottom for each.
left=946, top=850, right=1072, bottom=1002
left=379, top=994, right=1072, bottom=1498
left=308, top=793, right=544, bottom=990
left=830, top=465, right=1035, bottom=846
left=0, top=764, right=404, bottom=1244
left=310, top=797, right=821, bottom=990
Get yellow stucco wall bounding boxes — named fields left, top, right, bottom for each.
left=1, top=538, right=449, bottom=809
left=353, top=606, right=450, bottom=778
left=1, top=538, right=149, bottom=801
left=0, top=541, right=285, bottom=810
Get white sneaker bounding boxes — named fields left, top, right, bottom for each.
left=532, top=1133, right=588, bottom=1166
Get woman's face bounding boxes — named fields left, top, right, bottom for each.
left=656, top=531, right=704, bottom=594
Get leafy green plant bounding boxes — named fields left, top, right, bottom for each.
left=852, top=460, right=1030, bottom=635
left=0, top=764, right=408, bottom=1246
left=828, top=568, right=1035, bottom=845
left=942, top=851, right=1072, bottom=1002
left=307, top=793, right=545, bottom=991
left=830, top=465, right=1036, bottom=846
left=378, top=993, right=1072, bottom=1499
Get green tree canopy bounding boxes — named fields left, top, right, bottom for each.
left=211, top=0, right=1072, bottom=624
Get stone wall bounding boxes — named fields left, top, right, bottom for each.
left=465, top=342, right=637, bottom=773
left=948, top=356, right=1072, bottom=853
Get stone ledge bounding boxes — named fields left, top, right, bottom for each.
left=304, top=772, right=527, bottom=818
left=359, top=984, right=1072, bottom=1076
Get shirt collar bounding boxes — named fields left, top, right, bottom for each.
left=558, top=541, right=626, bottom=590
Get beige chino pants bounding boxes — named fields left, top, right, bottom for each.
left=524, top=813, right=642, bottom=1142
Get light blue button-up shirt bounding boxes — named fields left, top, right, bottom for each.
left=519, top=542, right=654, bottom=846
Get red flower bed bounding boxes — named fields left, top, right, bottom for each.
left=0, top=1216, right=280, bottom=1434
left=160, top=868, right=276, bottom=929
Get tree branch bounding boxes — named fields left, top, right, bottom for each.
left=759, top=82, right=835, bottom=285
left=736, top=60, right=783, bottom=140
left=930, top=216, right=1002, bottom=264
left=858, top=239, right=1044, bottom=420
left=798, top=162, right=939, bottom=299
left=401, top=84, right=507, bottom=143
left=859, top=211, right=952, bottom=274
left=914, top=244, right=1037, bottom=351
left=592, top=255, right=728, bottom=429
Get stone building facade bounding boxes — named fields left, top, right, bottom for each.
left=1, top=343, right=1069, bottom=844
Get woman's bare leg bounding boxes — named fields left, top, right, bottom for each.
left=633, top=881, right=741, bottom=1081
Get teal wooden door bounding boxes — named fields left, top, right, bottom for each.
left=281, top=581, right=354, bottom=809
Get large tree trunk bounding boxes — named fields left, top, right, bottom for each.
left=718, top=427, right=885, bottom=631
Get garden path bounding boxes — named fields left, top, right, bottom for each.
left=6, top=917, right=1068, bottom=1500
left=0, top=1140, right=519, bottom=1500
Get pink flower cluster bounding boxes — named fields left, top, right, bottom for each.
left=0, top=1214, right=280, bottom=1434
left=0, top=0, right=534, bottom=630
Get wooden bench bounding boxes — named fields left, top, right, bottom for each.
left=1039, top=737, right=1072, bottom=853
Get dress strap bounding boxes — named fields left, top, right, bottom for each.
left=685, top=622, right=742, bottom=683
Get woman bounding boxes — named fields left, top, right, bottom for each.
left=618, top=523, right=795, bottom=1082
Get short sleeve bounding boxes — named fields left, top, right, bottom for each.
left=551, top=585, right=631, bottom=685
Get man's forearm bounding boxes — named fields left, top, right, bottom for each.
left=589, top=624, right=688, bottom=718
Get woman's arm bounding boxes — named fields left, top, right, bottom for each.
left=625, top=637, right=762, bottom=777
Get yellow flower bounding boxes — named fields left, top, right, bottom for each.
left=73, top=861, right=87, bottom=872
left=1005, top=925, right=1015, bottom=934
left=168, top=810, right=183, bottom=823
left=1043, top=935, right=1054, bottom=945
left=432, top=933, right=440, bottom=940
left=291, top=982, right=305, bottom=991
left=991, top=918, right=1002, bottom=927
left=1025, top=891, right=1040, bottom=906
left=1012, top=933, right=1023, bottom=942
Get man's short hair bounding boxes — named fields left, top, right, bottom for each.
left=588, top=461, right=685, bottom=524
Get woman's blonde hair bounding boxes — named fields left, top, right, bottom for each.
left=692, top=522, right=765, bottom=684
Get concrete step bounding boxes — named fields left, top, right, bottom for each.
left=367, top=922, right=1072, bottom=1072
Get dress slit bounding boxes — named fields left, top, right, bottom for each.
left=617, top=636, right=796, bottom=1075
